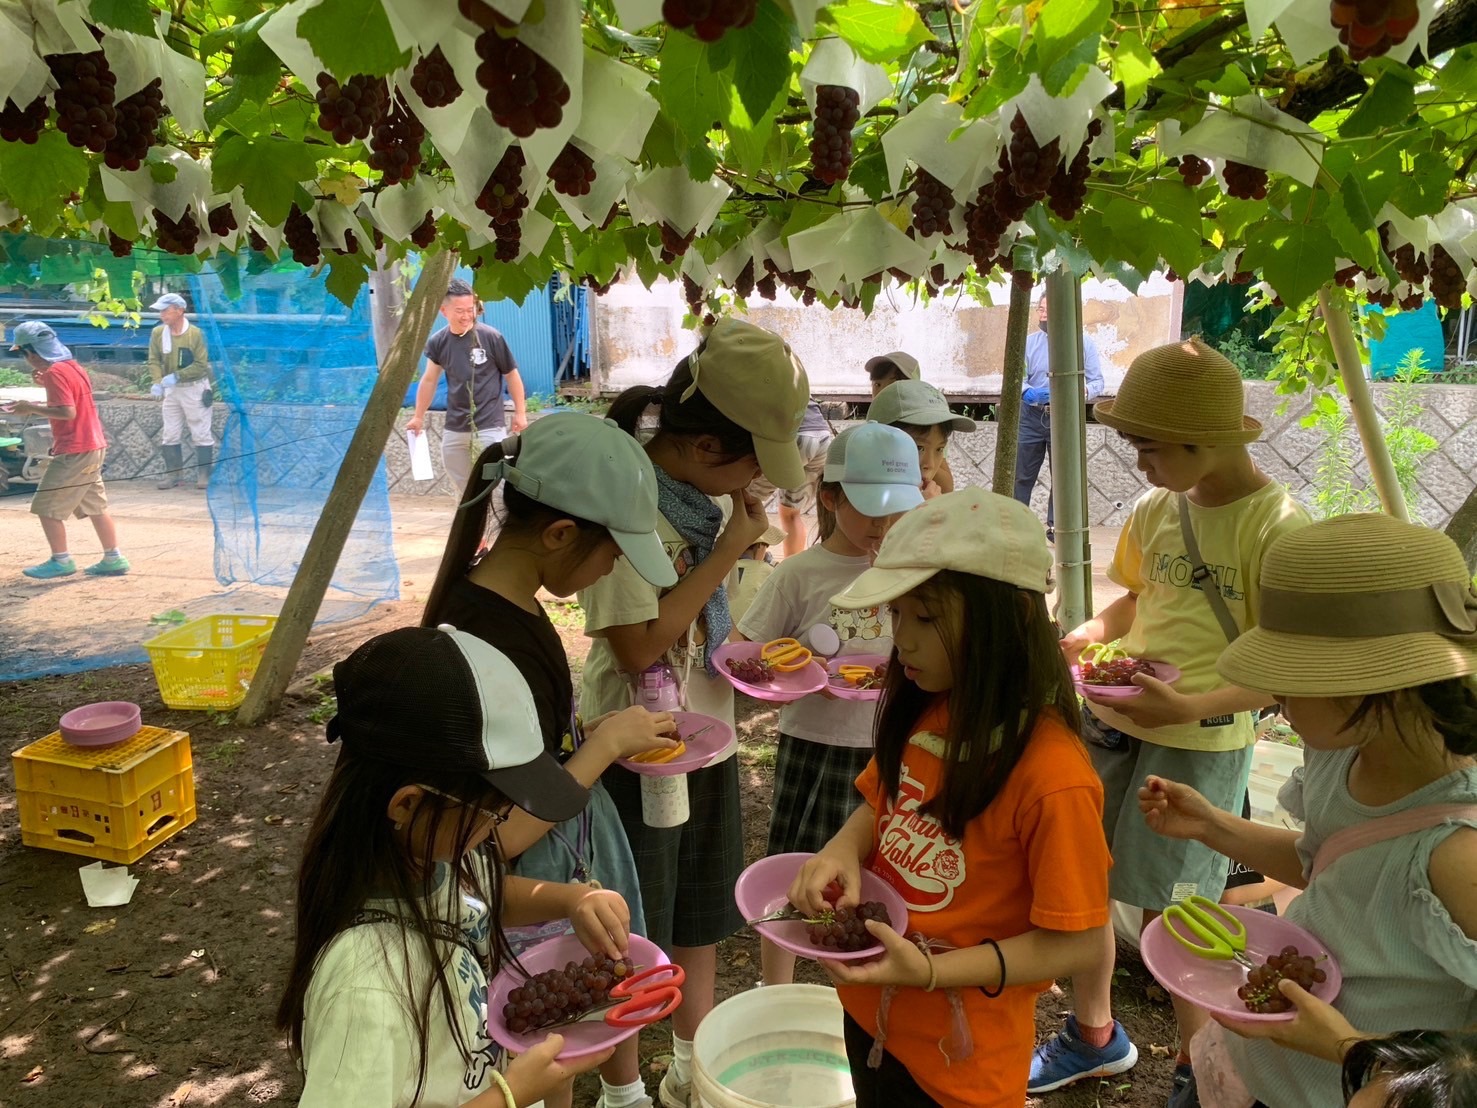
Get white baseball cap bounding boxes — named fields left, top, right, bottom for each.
left=150, top=293, right=188, bottom=311
left=482, top=412, right=677, bottom=588
left=822, top=424, right=925, bottom=517
left=868, top=379, right=977, bottom=432
left=832, top=488, right=1052, bottom=608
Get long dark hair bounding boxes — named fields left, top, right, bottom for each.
left=815, top=479, right=842, bottom=543
left=422, top=438, right=612, bottom=627
left=1342, top=1029, right=1477, bottom=1107
left=1343, top=678, right=1477, bottom=758
left=871, top=570, right=1081, bottom=840
left=605, top=347, right=755, bottom=461
left=276, top=751, right=517, bottom=1104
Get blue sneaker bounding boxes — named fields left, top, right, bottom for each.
left=1028, top=1015, right=1139, bottom=1093
left=22, top=556, right=77, bottom=580
left=1167, top=1061, right=1198, bottom=1107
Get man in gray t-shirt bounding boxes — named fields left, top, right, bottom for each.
left=407, top=278, right=528, bottom=496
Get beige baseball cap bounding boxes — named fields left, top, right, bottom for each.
left=868, top=379, right=976, bottom=432
left=865, top=351, right=921, bottom=380
left=683, top=319, right=810, bottom=490
left=832, top=487, right=1052, bottom=608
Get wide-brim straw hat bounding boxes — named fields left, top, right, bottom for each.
left=1217, top=513, right=1477, bottom=697
left=1094, top=338, right=1262, bottom=445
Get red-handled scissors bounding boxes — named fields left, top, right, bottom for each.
left=558, top=962, right=686, bottom=1029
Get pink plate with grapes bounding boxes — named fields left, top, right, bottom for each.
left=615, top=712, right=734, bottom=777
left=824, top=653, right=890, bottom=702
left=488, top=934, right=671, bottom=1060
left=1072, top=660, right=1181, bottom=700
left=1141, top=906, right=1342, bottom=1022
left=711, top=641, right=828, bottom=702
left=735, top=853, right=910, bottom=962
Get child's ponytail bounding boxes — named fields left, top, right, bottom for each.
left=606, top=384, right=666, bottom=437
left=606, top=347, right=756, bottom=460
left=1345, top=678, right=1477, bottom=758
left=422, top=439, right=512, bottom=628
left=815, top=479, right=841, bottom=543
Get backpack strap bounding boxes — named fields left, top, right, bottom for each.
left=1308, top=804, right=1477, bottom=882
left=1178, top=494, right=1241, bottom=643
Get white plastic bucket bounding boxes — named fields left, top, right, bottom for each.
left=692, top=984, right=855, bottom=1108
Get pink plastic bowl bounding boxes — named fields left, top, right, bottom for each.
left=59, top=701, right=142, bottom=747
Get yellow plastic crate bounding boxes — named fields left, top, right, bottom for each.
left=143, top=613, right=277, bottom=709
left=13, top=726, right=196, bottom=864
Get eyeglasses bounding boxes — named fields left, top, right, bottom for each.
left=416, top=784, right=514, bottom=827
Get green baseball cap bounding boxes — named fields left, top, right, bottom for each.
left=868, top=379, right=977, bottom=432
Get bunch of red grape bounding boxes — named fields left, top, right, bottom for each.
left=663, top=0, right=758, bottom=41
left=284, top=204, right=321, bottom=266
left=1380, top=225, right=1429, bottom=287
left=153, top=207, right=201, bottom=256
left=502, top=952, right=634, bottom=1035
left=1079, top=657, right=1157, bottom=687
left=334, top=229, right=361, bottom=256
left=107, top=231, right=133, bottom=258
left=964, top=180, right=1011, bottom=271
left=0, top=96, right=50, bottom=144
left=659, top=222, right=696, bottom=263
left=810, top=85, right=861, bottom=185
left=368, top=95, right=425, bottom=183
left=804, top=901, right=890, bottom=953
left=1222, top=161, right=1269, bottom=200
left=208, top=205, right=237, bottom=238
left=315, top=73, right=389, bottom=144
left=476, top=147, right=528, bottom=262
left=1239, top=945, right=1326, bottom=1014
left=1006, top=111, right=1063, bottom=200
left=911, top=168, right=956, bottom=237
left=103, top=78, right=166, bottom=171
left=410, top=45, right=463, bottom=108
left=682, top=274, right=706, bottom=316
left=733, top=258, right=756, bottom=299
left=549, top=143, right=597, bottom=197
left=1330, top=0, right=1420, bottom=61
left=475, top=31, right=569, bottom=138
left=1398, top=288, right=1426, bottom=311
left=725, top=656, right=774, bottom=684
left=1046, top=120, right=1102, bottom=221
left=1013, top=268, right=1035, bottom=292
left=49, top=50, right=119, bottom=153
left=410, top=211, right=438, bottom=248
left=755, top=273, right=778, bottom=300
left=1333, top=263, right=1363, bottom=290
left=1365, top=285, right=1396, bottom=309
left=1176, top=154, right=1211, bottom=186
left=1430, top=244, right=1466, bottom=311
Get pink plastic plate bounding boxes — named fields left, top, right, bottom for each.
left=734, top=853, right=910, bottom=962
left=1140, top=906, right=1342, bottom=1023
left=616, top=712, right=734, bottom=777
left=59, top=701, right=142, bottom=747
left=1073, top=661, right=1181, bottom=700
left=825, top=654, right=890, bottom=702
left=487, top=934, right=670, bottom=1060
left=711, top=641, right=828, bottom=702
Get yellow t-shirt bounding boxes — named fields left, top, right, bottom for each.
left=1090, top=482, right=1310, bottom=752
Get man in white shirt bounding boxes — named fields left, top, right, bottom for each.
left=1013, top=297, right=1104, bottom=541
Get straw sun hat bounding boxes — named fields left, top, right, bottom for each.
left=1093, top=338, right=1261, bottom=445
left=1217, top=514, right=1477, bottom=697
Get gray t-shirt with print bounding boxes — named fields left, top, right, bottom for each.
left=423, top=322, right=517, bottom=432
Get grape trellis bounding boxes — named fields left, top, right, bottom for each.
left=0, top=0, right=1475, bottom=388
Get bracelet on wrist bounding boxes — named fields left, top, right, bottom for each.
left=490, top=1070, right=516, bottom=1108
left=981, top=938, right=1005, bottom=998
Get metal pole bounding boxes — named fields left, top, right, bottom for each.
left=1046, top=269, right=1090, bottom=629
left=1318, top=287, right=1411, bottom=522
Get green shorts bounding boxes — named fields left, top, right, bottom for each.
left=1089, top=722, right=1253, bottom=911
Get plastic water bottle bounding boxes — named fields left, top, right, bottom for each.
left=632, top=663, right=689, bottom=828
left=633, top=663, right=682, bottom=713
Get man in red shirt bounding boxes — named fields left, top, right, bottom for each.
left=3, top=322, right=128, bottom=579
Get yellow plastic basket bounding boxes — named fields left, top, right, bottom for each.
left=143, top=614, right=277, bottom=710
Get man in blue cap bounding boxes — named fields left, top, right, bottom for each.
left=147, top=292, right=215, bottom=490
left=2, top=322, right=128, bottom=578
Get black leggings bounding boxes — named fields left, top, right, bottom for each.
left=843, top=1013, right=940, bottom=1108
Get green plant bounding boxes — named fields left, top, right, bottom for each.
left=307, top=693, right=337, bottom=724
left=544, top=599, right=584, bottom=630
left=0, top=366, right=31, bottom=386
left=1306, top=350, right=1437, bottom=521
left=1218, top=329, right=1277, bottom=380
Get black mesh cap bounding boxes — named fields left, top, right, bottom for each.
left=326, top=626, right=588, bottom=824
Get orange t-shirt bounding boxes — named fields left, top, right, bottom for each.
left=839, top=701, right=1111, bottom=1107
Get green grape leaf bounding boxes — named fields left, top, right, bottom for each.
left=211, top=135, right=322, bottom=225
left=0, top=132, right=90, bottom=227
left=707, top=0, right=796, bottom=121
left=323, top=251, right=370, bottom=307
left=89, top=0, right=158, bottom=35
left=1032, top=0, right=1111, bottom=84
left=820, top=0, right=935, bottom=64
left=208, top=19, right=282, bottom=131
left=297, top=0, right=412, bottom=78
left=1241, top=220, right=1340, bottom=309
left=1340, top=71, right=1416, bottom=138
left=1110, top=35, right=1157, bottom=108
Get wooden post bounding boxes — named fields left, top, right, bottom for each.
left=1318, top=287, right=1411, bottom=522
left=235, top=250, right=456, bottom=725
left=992, top=271, right=1031, bottom=495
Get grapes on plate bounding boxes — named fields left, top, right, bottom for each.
left=725, top=656, right=774, bottom=685
left=502, top=951, right=634, bottom=1035
left=803, top=900, right=891, bottom=953
left=1237, top=945, right=1327, bottom=1014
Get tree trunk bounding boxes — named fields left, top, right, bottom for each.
left=992, top=272, right=1031, bottom=495
left=235, top=250, right=457, bottom=726
left=368, top=249, right=405, bottom=366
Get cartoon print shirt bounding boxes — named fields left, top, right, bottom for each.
left=838, top=701, right=1110, bottom=1108
left=736, top=544, right=889, bottom=748
left=1094, top=482, right=1310, bottom=752
left=299, top=863, right=501, bottom=1107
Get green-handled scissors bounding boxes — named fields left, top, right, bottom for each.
left=1163, top=896, right=1254, bottom=969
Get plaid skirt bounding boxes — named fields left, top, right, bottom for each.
left=767, top=735, right=873, bottom=857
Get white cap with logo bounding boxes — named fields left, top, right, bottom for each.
left=822, top=424, right=925, bottom=517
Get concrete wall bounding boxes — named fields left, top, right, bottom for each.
left=89, top=381, right=1477, bottom=529
left=589, top=275, right=1181, bottom=399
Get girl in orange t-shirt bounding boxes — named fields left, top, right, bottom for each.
left=790, top=488, right=1113, bottom=1107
